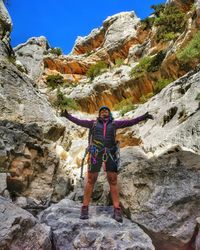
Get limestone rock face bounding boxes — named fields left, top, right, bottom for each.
left=0, top=120, right=60, bottom=203
left=131, top=65, right=200, bottom=156
left=72, top=27, right=105, bottom=55
left=0, top=58, right=61, bottom=130
left=68, top=65, right=154, bottom=113
left=14, top=36, right=50, bottom=81
left=39, top=198, right=155, bottom=250
left=118, top=150, right=200, bottom=250
left=72, top=12, right=140, bottom=61
left=102, top=12, right=140, bottom=60
left=0, top=0, right=12, bottom=56
left=0, top=196, right=52, bottom=250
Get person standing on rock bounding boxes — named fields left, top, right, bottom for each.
left=61, top=106, right=153, bottom=222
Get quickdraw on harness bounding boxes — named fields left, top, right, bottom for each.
left=80, top=119, right=120, bottom=178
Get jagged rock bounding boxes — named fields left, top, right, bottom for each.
left=0, top=173, right=7, bottom=195
left=102, top=12, right=140, bottom=60
left=0, top=120, right=59, bottom=203
left=0, top=196, right=52, bottom=250
left=72, top=27, right=105, bottom=54
left=118, top=150, right=200, bottom=250
left=39, top=198, right=155, bottom=250
left=130, top=65, right=200, bottom=156
left=0, top=58, right=63, bottom=131
left=14, top=36, right=50, bottom=81
left=43, top=54, right=94, bottom=76
left=72, top=11, right=140, bottom=61
left=0, top=0, right=12, bottom=56
left=68, top=65, right=153, bottom=113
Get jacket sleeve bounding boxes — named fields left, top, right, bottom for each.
left=114, top=114, right=146, bottom=129
left=61, top=112, right=95, bottom=129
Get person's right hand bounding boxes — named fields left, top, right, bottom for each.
left=60, top=109, right=69, bottom=117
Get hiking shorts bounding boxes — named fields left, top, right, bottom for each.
left=87, top=149, right=118, bottom=173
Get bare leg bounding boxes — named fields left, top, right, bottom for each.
left=82, top=171, right=98, bottom=206
left=106, top=171, right=120, bottom=208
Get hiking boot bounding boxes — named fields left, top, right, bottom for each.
left=113, top=207, right=123, bottom=222
left=80, top=205, right=89, bottom=219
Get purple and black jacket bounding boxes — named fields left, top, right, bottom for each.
left=63, top=112, right=147, bottom=148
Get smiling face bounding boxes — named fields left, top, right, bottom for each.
left=99, top=108, right=110, bottom=119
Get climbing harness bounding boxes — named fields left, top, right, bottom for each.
left=80, top=118, right=120, bottom=178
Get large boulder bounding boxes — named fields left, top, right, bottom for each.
left=0, top=120, right=60, bottom=204
left=118, top=149, right=200, bottom=250
left=0, top=196, right=52, bottom=250
left=39, top=198, right=155, bottom=250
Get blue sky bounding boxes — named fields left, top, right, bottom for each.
left=7, top=0, right=164, bottom=54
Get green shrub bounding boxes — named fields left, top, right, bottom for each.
left=141, top=17, right=155, bottom=30
left=49, top=47, right=62, bottom=56
left=195, top=93, right=200, bottom=101
left=46, top=74, right=64, bottom=89
left=86, top=50, right=94, bottom=56
left=177, top=31, right=200, bottom=63
left=139, top=92, right=154, bottom=103
left=54, top=88, right=78, bottom=111
left=130, top=51, right=166, bottom=79
left=113, top=98, right=136, bottom=116
left=130, top=57, right=152, bottom=78
left=162, top=32, right=177, bottom=42
left=7, top=55, right=27, bottom=73
left=153, top=78, right=173, bottom=94
left=151, top=3, right=165, bottom=17
left=141, top=4, right=164, bottom=30
left=154, top=5, right=186, bottom=42
left=114, top=58, right=124, bottom=67
left=190, top=3, right=196, bottom=12
left=7, top=55, right=16, bottom=64
left=86, top=61, right=108, bottom=79
left=0, top=167, right=8, bottom=173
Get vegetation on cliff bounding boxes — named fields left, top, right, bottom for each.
left=86, top=61, right=108, bottom=79
left=141, top=3, right=187, bottom=42
left=130, top=51, right=166, bottom=79
left=113, top=98, right=136, bottom=116
left=177, top=31, right=200, bottom=63
left=46, top=74, right=64, bottom=89
left=53, top=88, right=78, bottom=111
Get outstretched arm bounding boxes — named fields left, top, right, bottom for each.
left=60, top=110, right=95, bottom=129
left=114, top=112, right=153, bottom=129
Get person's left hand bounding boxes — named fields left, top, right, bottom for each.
left=144, top=112, right=154, bottom=120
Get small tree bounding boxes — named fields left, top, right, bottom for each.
left=54, top=88, right=78, bottom=111
left=49, top=47, right=63, bottom=56
left=154, top=5, right=186, bottom=42
left=151, top=4, right=165, bottom=17
left=177, top=31, right=200, bottom=63
left=153, top=78, right=173, bottom=94
left=86, top=61, right=108, bottom=80
left=46, top=74, right=64, bottom=89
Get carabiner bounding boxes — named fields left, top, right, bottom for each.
left=102, top=152, right=108, bottom=162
